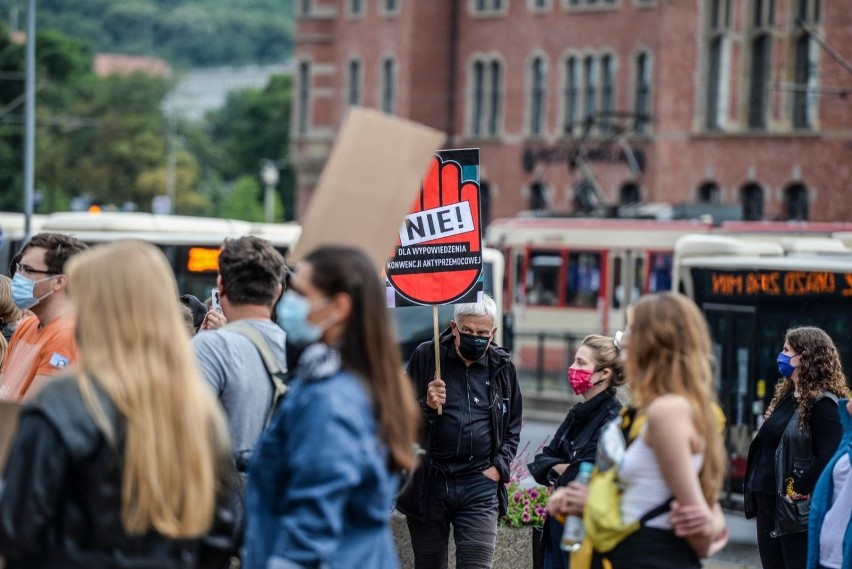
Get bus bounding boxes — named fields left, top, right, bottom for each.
left=674, top=234, right=852, bottom=496
left=0, top=211, right=505, bottom=357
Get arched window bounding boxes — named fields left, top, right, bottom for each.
left=346, top=59, right=362, bottom=107
left=529, top=56, right=547, bottom=136
left=698, top=181, right=720, bottom=204
left=480, top=180, right=492, bottom=229
left=574, top=179, right=599, bottom=213
left=634, top=52, right=651, bottom=133
left=600, top=54, right=615, bottom=134
left=620, top=182, right=641, bottom=205
left=785, top=183, right=809, bottom=220
left=741, top=183, right=764, bottom=221
left=563, top=56, right=579, bottom=136
left=380, top=57, right=396, bottom=115
left=471, top=61, right=485, bottom=136
left=530, top=181, right=549, bottom=211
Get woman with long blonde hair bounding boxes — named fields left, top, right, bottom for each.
left=605, top=292, right=727, bottom=568
left=0, top=241, right=236, bottom=569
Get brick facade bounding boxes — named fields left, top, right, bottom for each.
left=292, top=0, right=852, bottom=222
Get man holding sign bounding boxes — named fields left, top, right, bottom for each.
left=392, top=149, right=520, bottom=569
left=397, top=294, right=522, bottom=569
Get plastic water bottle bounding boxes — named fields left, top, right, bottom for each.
left=560, top=462, right=594, bottom=552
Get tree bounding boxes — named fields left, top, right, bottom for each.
left=196, top=74, right=295, bottom=220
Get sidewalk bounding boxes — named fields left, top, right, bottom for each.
left=703, top=512, right=760, bottom=569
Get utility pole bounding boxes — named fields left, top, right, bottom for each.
left=23, top=0, right=35, bottom=239
left=165, top=112, right=176, bottom=214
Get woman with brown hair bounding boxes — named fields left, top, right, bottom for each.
left=0, top=241, right=237, bottom=568
left=530, top=334, right=625, bottom=569
left=244, top=245, right=419, bottom=569
left=604, top=292, right=727, bottom=568
left=744, top=326, right=845, bottom=569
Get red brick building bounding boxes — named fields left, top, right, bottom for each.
left=291, top=0, right=852, bottom=223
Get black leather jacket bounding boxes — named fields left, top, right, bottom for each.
left=0, top=377, right=240, bottom=569
left=396, top=330, right=523, bottom=520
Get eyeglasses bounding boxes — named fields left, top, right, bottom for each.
left=15, top=263, right=59, bottom=277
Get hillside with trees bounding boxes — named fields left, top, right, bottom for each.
left=0, top=25, right=295, bottom=220
left=0, top=0, right=293, bottom=68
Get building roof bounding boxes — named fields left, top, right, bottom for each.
left=94, top=53, right=171, bottom=77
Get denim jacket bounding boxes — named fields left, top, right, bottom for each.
left=807, top=399, right=852, bottom=569
left=242, top=344, right=399, bottom=569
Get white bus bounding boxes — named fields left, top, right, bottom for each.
left=0, top=211, right=505, bottom=357
left=675, top=234, right=852, bottom=491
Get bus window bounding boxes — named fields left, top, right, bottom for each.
left=526, top=251, right=562, bottom=306
left=647, top=252, right=673, bottom=293
left=566, top=252, right=601, bottom=308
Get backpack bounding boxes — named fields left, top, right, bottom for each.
left=224, top=321, right=291, bottom=429
left=582, top=406, right=672, bottom=554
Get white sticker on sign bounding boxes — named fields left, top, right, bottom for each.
left=399, top=201, right=475, bottom=247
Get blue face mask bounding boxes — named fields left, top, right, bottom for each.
left=11, top=273, right=54, bottom=310
left=275, top=291, right=325, bottom=347
left=777, top=352, right=796, bottom=379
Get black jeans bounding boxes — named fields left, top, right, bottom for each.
left=406, top=470, right=499, bottom=569
left=607, top=526, right=700, bottom=569
left=754, top=492, right=808, bottom=569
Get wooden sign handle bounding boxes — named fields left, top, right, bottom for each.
left=433, top=305, right=442, bottom=415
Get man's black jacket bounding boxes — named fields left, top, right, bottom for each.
left=396, top=329, right=523, bottom=520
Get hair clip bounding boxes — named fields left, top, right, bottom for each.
left=614, top=330, right=624, bottom=351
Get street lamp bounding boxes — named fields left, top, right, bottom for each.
left=261, top=160, right=279, bottom=223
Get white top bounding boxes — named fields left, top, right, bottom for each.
left=819, top=453, right=852, bottom=569
left=619, top=433, right=704, bottom=530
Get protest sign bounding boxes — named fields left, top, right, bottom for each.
left=386, top=149, right=483, bottom=305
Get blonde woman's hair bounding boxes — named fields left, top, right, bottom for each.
left=626, top=292, right=726, bottom=505
left=581, top=334, right=627, bottom=394
left=0, top=274, right=20, bottom=369
left=66, top=241, right=229, bottom=538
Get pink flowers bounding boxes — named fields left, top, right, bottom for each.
left=502, top=482, right=549, bottom=528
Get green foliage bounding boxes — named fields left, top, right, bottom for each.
left=0, top=0, right=294, bottom=68
left=502, top=483, right=550, bottom=528
left=223, top=175, right=265, bottom=221
left=0, top=23, right=294, bottom=221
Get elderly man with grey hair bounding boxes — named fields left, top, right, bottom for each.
left=397, top=293, right=522, bottom=569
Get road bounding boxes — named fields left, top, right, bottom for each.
left=519, top=418, right=762, bottom=569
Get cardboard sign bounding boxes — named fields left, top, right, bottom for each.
left=386, top=149, right=483, bottom=305
left=290, top=107, right=445, bottom=272
left=0, top=400, right=21, bottom=471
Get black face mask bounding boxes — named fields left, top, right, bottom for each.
left=457, top=332, right=490, bottom=362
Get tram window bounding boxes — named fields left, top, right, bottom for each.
left=633, top=257, right=644, bottom=296
left=526, top=251, right=561, bottom=306
left=566, top=252, right=601, bottom=308
left=647, top=252, right=673, bottom=292
left=612, top=256, right=623, bottom=308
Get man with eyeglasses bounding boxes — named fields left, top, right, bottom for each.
left=0, top=233, right=87, bottom=400
left=397, top=293, right=523, bottom=569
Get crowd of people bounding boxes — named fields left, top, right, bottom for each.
left=0, top=230, right=849, bottom=569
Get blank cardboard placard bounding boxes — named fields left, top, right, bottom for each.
left=290, top=107, right=445, bottom=272
left=0, top=400, right=21, bottom=471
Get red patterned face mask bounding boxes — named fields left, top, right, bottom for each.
left=567, top=367, right=604, bottom=395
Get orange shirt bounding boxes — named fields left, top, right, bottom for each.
left=0, top=315, right=77, bottom=401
